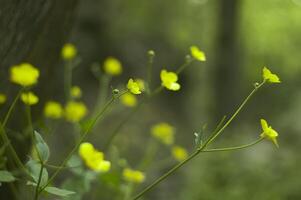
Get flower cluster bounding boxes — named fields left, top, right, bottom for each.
left=79, top=142, right=111, bottom=172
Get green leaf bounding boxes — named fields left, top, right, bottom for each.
left=34, top=131, right=50, bottom=162
left=26, top=159, right=48, bottom=187
left=0, top=170, right=16, bottom=182
left=45, top=186, right=75, bottom=197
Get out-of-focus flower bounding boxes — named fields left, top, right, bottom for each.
left=260, top=119, right=279, bottom=148
left=103, top=57, right=122, bottom=76
left=151, top=122, right=174, bottom=145
left=44, top=101, right=63, bottom=119
left=135, top=79, right=145, bottom=92
left=10, top=63, right=39, bottom=87
left=21, top=92, right=39, bottom=105
left=70, top=86, right=82, bottom=99
left=262, top=67, right=281, bottom=83
left=127, top=79, right=142, bottom=94
left=171, top=146, right=188, bottom=162
left=190, top=46, right=206, bottom=61
left=79, top=142, right=111, bottom=172
left=123, top=168, right=145, bottom=183
left=64, top=101, right=87, bottom=123
left=0, top=93, right=7, bottom=104
left=160, top=70, right=180, bottom=91
left=120, top=93, right=137, bottom=107
left=61, top=43, right=77, bottom=60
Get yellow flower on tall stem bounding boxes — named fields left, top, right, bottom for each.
left=190, top=46, right=206, bottom=61
left=160, top=70, right=180, bottom=91
left=262, top=67, right=281, bottom=83
left=79, top=142, right=111, bottom=172
left=127, top=79, right=142, bottom=94
left=44, top=101, right=63, bottom=119
left=260, top=119, right=279, bottom=148
left=21, top=92, right=39, bottom=105
left=61, top=43, right=77, bottom=60
left=103, top=57, right=122, bottom=76
left=10, top=63, right=39, bottom=87
left=64, top=101, right=87, bottom=123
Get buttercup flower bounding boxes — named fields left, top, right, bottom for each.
left=0, top=93, right=7, bottom=104
left=262, top=67, right=281, bottom=83
left=127, top=79, right=142, bottom=94
left=260, top=119, right=279, bottom=147
left=160, top=70, right=180, bottom=91
left=61, top=43, right=77, bottom=60
left=123, top=168, right=145, bottom=183
left=10, top=63, right=39, bottom=87
left=79, top=142, right=111, bottom=172
left=70, top=86, right=82, bottom=99
left=21, top=92, right=39, bottom=105
left=151, top=122, right=175, bottom=145
left=44, top=101, right=63, bottom=119
left=120, top=93, right=137, bottom=107
left=171, top=146, right=188, bottom=162
left=64, top=101, right=87, bottom=123
left=190, top=46, right=206, bottom=61
left=103, top=57, right=122, bottom=76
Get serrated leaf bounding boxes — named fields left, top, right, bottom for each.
left=45, top=186, right=75, bottom=197
left=34, top=131, right=50, bottom=162
left=0, top=170, right=16, bottom=182
left=26, top=159, right=48, bottom=187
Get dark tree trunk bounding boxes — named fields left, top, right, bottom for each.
left=212, top=0, right=241, bottom=119
left=0, top=0, right=78, bottom=199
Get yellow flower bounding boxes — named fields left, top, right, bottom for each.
left=190, top=46, right=206, bottom=61
left=260, top=119, right=279, bottom=148
left=123, top=168, right=145, bottom=183
left=64, top=101, right=87, bottom=123
left=79, top=142, right=111, bottom=172
left=127, top=79, right=142, bottom=94
left=44, top=101, right=63, bottom=119
left=70, top=86, right=82, bottom=98
left=21, top=92, right=39, bottom=105
left=135, top=79, right=145, bottom=92
left=262, top=67, right=281, bottom=83
left=61, top=43, right=77, bottom=60
left=103, top=57, right=122, bottom=76
left=10, top=63, right=39, bottom=87
left=151, top=122, right=174, bottom=145
left=160, top=70, right=180, bottom=91
left=171, top=146, right=188, bottom=162
left=120, top=93, right=137, bottom=107
left=0, top=93, right=7, bottom=104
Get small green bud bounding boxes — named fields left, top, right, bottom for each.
left=185, top=55, right=192, bottom=63
left=112, top=89, right=119, bottom=95
left=148, top=50, right=155, bottom=57
left=254, top=82, right=260, bottom=88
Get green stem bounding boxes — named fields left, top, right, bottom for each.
left=146, top=51, right=155, bottom=95
left=131, top=81, right=265, bottom=200
left=202, top=138, right=263, bottom=152
left=64, top=60, right=73, bottom=101
left=39, top=90, right=127, bottom=193
left=93, top=75, right=112, bottom=117
left=203, top=81, right=265, bottom=148
left=34, top=163, right=44, bottom=200
left=0, top=89, right=28, bottom=173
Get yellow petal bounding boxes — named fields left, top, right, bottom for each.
left=260, top=119, right=269, bottom=132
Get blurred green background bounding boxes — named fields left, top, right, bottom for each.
left=1, top=0, right=301, bottom=199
